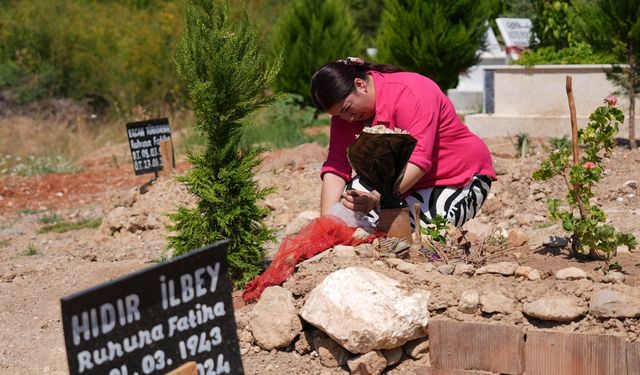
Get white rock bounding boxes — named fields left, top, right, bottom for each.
left=555, top=267, right=587, bottom=280
left=311, top=331, right=352, bottom=367
left=458, top=289, right=480, bottom=314
left=508, top=228, right=528, bottom=247
left=353, top=228, right=371, bottom=241
left=514, top=266, right=531, bottom=278
left=332, top=245, right=356, bottom=257
left=480, top=291, right=514, bottom=314
left=623, top=180, right=638, bottom=189
left=589, top=290, right=640, bottom=318
left=382, top=347, right=403, bottom=366
left=248, top=286, right=302, bottom=350
left=464, top=219, right=493, bottom=238
left=602, top=271, right=626, bottom=283
left=396, top=262, right=419, bottom=274
left=347, top=351, right=387, bottom=375
left=285, top=211, right=320, bottom=236
left=300, top=267, right=430, bottom=353
left=527, top=269, right=541, bottom=281
left=437, top=264, right=455, bottom=275
left=475, top=262, right=519, bottom=276
left=403, top=337, right=429, bottom=359
left=523, top=296, right=587, bottom=322
left=453, top=263, right=475, bottom=277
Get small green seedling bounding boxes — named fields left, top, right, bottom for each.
left=420, top=214, right=449, bottom=245
left=20, top=244, right=39, bottom=256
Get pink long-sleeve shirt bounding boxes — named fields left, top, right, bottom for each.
left=320, top=71, right=496, bottom=195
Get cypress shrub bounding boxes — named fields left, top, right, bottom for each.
left=375, top=0, right=491, bottom=92
left=270, top=0, right=364, bottom=105
left=169, top=0, right=281, bottom=286
left=573, top=0, right=640, bottom=148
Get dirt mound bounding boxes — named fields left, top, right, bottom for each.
left=0, top=138, right=639, bottom=374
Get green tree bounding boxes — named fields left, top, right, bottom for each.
left=574, top=0, right=640, bottom=149
left=270, top=0, right=364, bottom=105
left=376, top=0, right=492, bottom=91
left=530, top=0, right=574, bottom=49
left=345, top=0, right=384, bottom=44
left=169, top=0, right=281, bottom=286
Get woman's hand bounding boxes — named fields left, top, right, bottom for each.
left=341, top=189, right=381, bottom=213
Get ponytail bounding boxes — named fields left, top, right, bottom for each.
left=310, top=58, right=403, bottom=112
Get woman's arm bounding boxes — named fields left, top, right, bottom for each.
left=399, top=162, right=426, bottom=194
left=320, top=173, right=346, bottom=216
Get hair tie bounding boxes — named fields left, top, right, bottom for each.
left=337, top=57, right=365, bottom=66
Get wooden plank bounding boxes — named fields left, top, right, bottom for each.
left=159, top=138, right=174, bottom=177
left=627, top=341, right=640, bottom=375
left=415, top=368, right=497, bottom=375
left=429, top=319, right=524, bottom=374
left=165, top=361, right=198, bottom=375
left=525, top=330, right=627, bottom=375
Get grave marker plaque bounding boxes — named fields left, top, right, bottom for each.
left=495, top=18, right=533, bottom=60
left=61, top=239, right=244, bottom=375
left=126, top=118, right=173, bottom=175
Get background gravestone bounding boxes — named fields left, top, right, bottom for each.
left=126, top=118, right=173, bottom=176
left=495, top=18, right=533, bottom=61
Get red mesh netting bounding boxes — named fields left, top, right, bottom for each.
left=242, top=215, right=381, bottom=302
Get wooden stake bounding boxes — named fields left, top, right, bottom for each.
left=159, top=138, right=174, bottom=177
left=566, top=76, right=587, bottom=222
left=566, top=76, right=580, bottom=165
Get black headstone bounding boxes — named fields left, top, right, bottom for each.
left=126, top=118, right=172, bottom=176
left=60, top=239, right=244, bottom=375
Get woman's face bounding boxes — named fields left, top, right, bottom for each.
left=327, top=77, right=375, bottom=123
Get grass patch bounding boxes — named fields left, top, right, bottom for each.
left=38, top=218, right=102, bottom=234
left=39, top=212, right=62, bottom=224
left=19, top=208, right=42, bottom=215
left=0, top=239, right=9, bottom=248
left=0, top=154, right=82, bottom=177
left=19, top=244, right=40, bottom=256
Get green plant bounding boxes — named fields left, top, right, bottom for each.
left=0, top=0, right=184, bottom=113
left=533, top=99, right=637, bottom=263
left=513, top=133, right=533, bottom=158
left=38, top=212, right=61, bottom=225
left=269, top=0, right=363, bottom=106
left=19, top=208, right=41, bottom=215
left=0, top=153, right=81, bottom=177
left=0, top=239, right=9, bottom=248
left=516, top=42, right=618, bottom=66
left=345, top=0, right=384, bottom=44
left=420, top=214, right=449, bottom=245
left=168, top=0, right=281, bottom=287
left=573, top=0, right=640, bottom=149
left=530, top=0, right=574, bottom=50
left=20, top=243, right=39, bottom=256
left=376, top=0, right=492, bottom=91
left=37, top=218, right=102, bottom=234
left=545, top=135, right=571, bottom=151
left=240, top=94, right=329, bottom=150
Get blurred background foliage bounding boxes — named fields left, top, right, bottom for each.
left=0, top=0, right=634, bottom=163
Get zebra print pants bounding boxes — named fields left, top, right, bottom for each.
left=346, top=174, right=492, bottom=228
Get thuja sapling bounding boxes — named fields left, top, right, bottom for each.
left=533, top=96, right=636, bottom=266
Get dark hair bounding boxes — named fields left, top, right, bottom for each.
left=310, top=60, right=403, bottom=112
